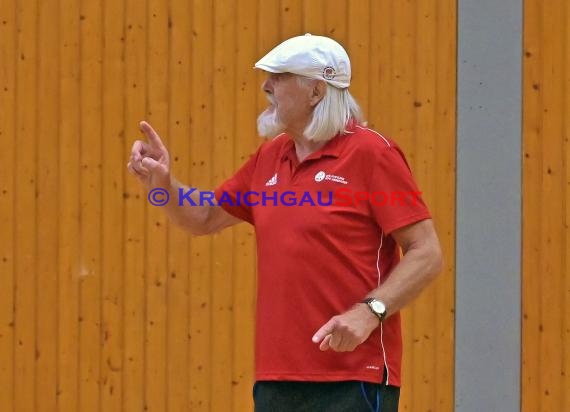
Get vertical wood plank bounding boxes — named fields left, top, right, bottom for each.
left=368, top=0, right=392, bottom=132
left=257, top=0, right=280, bottom=118
left=302, top=0, right=325, bottom=34
left=78, top=0, right=103, bottom=409
left=390, top=0, right=415, bottom=152
left=537, top=0, right=564, bottom=409
left=561, top=2, right=570, bottom=402
left=210, top=1, right=236, bottom=410
left=166, top=0, right=191, bottom=410
left=433, top=1, right=456, bottom=410
left=347, top=0, right=370, bottom=118
left=189, top=1, right=213, bottom=410
left=145, top=0, right=169, bottom=409
left=58, top=0, right=81, bottom=409
left=14, top=0, right=37, bottom=409
left=258, top=0, right=280, bottom=54
left=325, top=0, right=347, bottom=45
left=100, top=0, right=125, bottom=408
left=36, top=0, right=60, bottom=409
left=123, top=0, right=147, bottom=408
left=408, top=0, right=437, bottom=408
left=280, top=0, right=302, bottom=39
left=389, top=1, right=416, bottom=406
left=560, top=2, right=570, bottom=410
left=521, top=0, right=542, bottom=410
left=232, top=0, right=258, bottom=409
left=523, top=0, right=569, bottom=410
left=0, top=0, right=16, bottom=409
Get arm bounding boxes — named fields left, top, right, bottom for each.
left=312, top=218, right=443, bottom=352
left=365, top=218, right=443, bottom=316
left=159, top=177, right=242, bottom=235
left=127, top=121, right=242, bottom=236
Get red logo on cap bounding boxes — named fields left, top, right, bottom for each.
left=323, top=66, right=336, bottom=80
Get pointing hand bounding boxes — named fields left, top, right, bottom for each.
left=127, top=121, right=171, bottom=189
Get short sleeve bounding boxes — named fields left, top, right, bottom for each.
left=367, top=145, right=431, bottom=235
left=213, top=148, right=261, bottom=225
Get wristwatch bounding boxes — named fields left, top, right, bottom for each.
left=361, top=298, right=387, bottom=322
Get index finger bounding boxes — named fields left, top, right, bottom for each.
left=312, top=318, right=336, bottom=343
left=139, top=121, right=165, bottom=149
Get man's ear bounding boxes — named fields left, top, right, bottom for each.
left=309, top=81, right=327, bottom=107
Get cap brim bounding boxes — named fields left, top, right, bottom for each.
left=253, top=62, right=286, bottom=73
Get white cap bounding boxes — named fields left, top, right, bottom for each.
left=255, top=33, right=351, bottom=89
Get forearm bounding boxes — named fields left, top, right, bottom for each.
left=314, top=241, right=442, bottom=352
left=159, top=176, right=214, bottom=235
left=366, top=243, right=442, bottom=317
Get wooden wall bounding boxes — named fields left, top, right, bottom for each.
left=522, top=0, right=570, bottom=410
left=0, top=0, right=456, bottom=411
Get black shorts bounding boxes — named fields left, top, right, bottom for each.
left=253, top=380, right=400, bottom=412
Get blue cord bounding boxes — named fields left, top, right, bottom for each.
left=360, top=382, right=382, bottom=412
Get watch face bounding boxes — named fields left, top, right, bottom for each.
left=371, top=300, right=386, bottom=314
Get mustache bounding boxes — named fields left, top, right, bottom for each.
left=257, top=105, right=284, bottom=138
left=265, top=93, right=276, bottom=105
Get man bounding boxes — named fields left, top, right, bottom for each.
left=128, top=34, right=442, bottom=412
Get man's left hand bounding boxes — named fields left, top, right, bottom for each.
left=312, top=304, right=380, bottom=352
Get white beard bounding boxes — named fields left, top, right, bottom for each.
left=257, top=107, right=285, bottom=138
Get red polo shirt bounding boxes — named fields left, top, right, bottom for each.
left=214, top=124, right=430, bottom=386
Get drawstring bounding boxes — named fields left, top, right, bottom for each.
left=360, top=382, right=382, bottom=412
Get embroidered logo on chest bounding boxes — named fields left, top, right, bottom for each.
left=314, top=170, right=348, bottom=185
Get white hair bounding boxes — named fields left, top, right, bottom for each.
left=256, top=75, right=365, bottom=141
left=257, top=103, right=284, bottom=138
left=299, top=77, right=364, bottom=142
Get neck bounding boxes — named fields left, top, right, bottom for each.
left=291, top=133, right=326, bottom=162
left=284, top=118, right=326, bottom=162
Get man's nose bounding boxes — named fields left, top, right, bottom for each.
left=262, top=77, right=273, bottom=94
